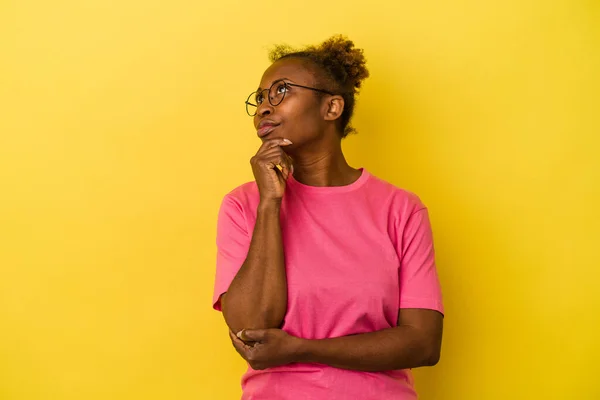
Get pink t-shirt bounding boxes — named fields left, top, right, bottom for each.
left=213, top=167, right=444, bottom=400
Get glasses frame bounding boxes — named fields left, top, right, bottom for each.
left=245, top=80, right=336, bottom=117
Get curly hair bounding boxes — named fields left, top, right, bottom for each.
left=268, top=35, right=370, bottom=138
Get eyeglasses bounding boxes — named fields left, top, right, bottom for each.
left=245, top=79, right=335, bottom=117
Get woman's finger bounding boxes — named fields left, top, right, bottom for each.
left=255, top=138, right=293, bottom=155
left=229, top=330, right=247, bottom=355
left=259, top=149, right=294, bottom=178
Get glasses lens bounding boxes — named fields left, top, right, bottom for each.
left=245, top=81, right=287, bottom=116
left=269, top=81, right=287, bottom=107
left=246, top=92, right=258, bottom=116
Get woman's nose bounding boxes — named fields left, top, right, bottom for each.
left=257, top=102, right=273, bottom=117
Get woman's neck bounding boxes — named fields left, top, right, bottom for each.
left=289, top=143, right=360, bottom=187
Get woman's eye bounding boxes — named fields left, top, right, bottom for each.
left=255, top=94, right=264, bottom=104
left=276, top=83, right=288, bottom=94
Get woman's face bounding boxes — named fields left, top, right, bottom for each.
left=253, top=58, right=330, bottom=147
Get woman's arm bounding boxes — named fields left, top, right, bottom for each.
left=297, top=308, right=443, bottom=371
left=232, top=308, right=443, bottom=371
left=221, top=199, right=288, bottom=335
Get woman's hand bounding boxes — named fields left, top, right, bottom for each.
left=250, top=138, right=294, bottom=202
left=228, top=328, right=303, bottom=370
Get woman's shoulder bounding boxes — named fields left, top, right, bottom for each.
left=366, top=170, right=426, bottom=210
left=220, top=180, right=260, bottom=210
left=227, top=179, right=258, bottom=198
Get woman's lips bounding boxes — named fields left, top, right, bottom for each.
left=257, top=124, right=278, bottom=137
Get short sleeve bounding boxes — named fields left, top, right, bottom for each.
left=398, top=208, right=444, bottom=315
left=212, top=195, right=251, bottom=311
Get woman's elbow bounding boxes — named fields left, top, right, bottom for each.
left=424, top=349, right=441, bottom=366
left=222, top=296, right=283, bottom=331
left=422, top=340, right=442, bottom=366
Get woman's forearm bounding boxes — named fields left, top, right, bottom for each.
left=222, top=200, right=288, bottom=334
left=296, top=325, right=441, bottom=372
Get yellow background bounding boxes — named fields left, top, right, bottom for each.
left=1, top=0, right=599, bottom=399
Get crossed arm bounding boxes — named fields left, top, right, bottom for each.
left=218, top=199, right=443, bottom=371
left=225, top=302, right=443, bottom=371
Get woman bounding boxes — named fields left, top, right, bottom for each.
left=212, top=35, right=444, bottom=400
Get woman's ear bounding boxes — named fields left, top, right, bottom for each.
left=323, top=95, right=345, bottom=122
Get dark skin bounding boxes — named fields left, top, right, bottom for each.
left=221, top=57, right=444, bottom=371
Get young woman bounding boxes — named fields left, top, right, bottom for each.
left=212, top=35, right=444, bottom=400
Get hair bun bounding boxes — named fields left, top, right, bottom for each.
left=307, top=35, right=369, bottom=93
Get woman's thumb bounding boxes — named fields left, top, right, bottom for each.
left=237, top=329, right=263, bottom=342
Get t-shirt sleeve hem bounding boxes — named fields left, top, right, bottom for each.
left=399, top=298, right=445, bottom=315
left=212, top=292, right=224, bottom=312
left=213, top=275, right=236, bottom=312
